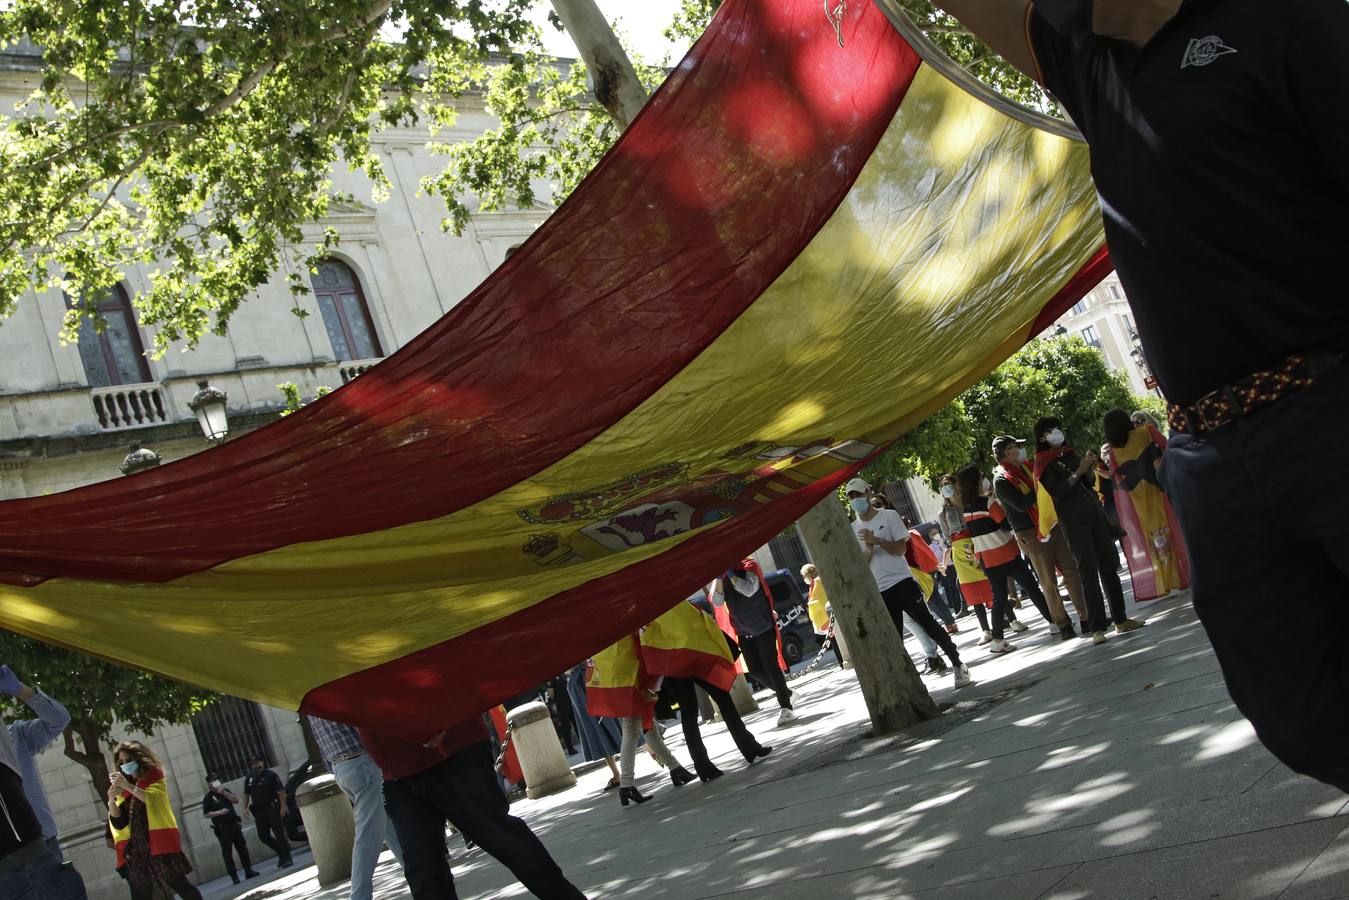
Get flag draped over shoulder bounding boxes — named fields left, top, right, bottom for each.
left=0, top=0, right=1107, bottom=738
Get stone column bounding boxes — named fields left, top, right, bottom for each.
left=507, top=702, right=578, bottom=799
left=295, top=775, right=354, bottom=887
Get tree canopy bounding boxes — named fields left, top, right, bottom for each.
left=0, top=632, right=217, bottom=809
left=863, top=337, right=1165, bottom=487
left=0, top=0, right=1056, bottom=352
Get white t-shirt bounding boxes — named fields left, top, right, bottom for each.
left=852, top=508, right=914, bottom=592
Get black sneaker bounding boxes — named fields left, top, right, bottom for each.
left=1059, top=626, right=1076, bottom=641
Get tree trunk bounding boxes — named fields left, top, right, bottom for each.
left=549, top=0, right=650, bottom=127
left=63, top=722, right=113, bottom=819
left=795, top=496, right=941, bottom=734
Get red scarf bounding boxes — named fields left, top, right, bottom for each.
left=1033, top=446, right=1072, bottom=481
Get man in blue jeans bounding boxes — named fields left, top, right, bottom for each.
left=0, top=668, right=87, bottom=900
left=928, top=0, right=1349, bottom=790
left=308, top=716, right=405, bottom=900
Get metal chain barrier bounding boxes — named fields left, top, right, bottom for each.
left=788, top=618, right=840, bottom=681
left=494, top=724, right=514, bottom=775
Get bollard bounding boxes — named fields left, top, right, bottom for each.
left=295, top=775, right=354, bottom=887
left=725, top=673, right=760, bottom=718
left=832, top=620, right=854, bottom=669
left=507, top=702, right=578, bottom=799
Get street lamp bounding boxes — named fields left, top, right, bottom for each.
left=188, top=380, right=230, bottom=443
left=119, top=443, right=162, bottom=476
left=1053, top=324, right=1068, bottom=337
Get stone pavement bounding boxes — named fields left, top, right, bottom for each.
left=213, top=591, right=1349, bottom=899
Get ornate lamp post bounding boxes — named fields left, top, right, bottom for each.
left=188, top=380, right=230, bottom=443
left=119, top=444, right=162, bottom=476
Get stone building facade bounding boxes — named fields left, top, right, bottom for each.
left=0, top=49, right=548, bottom=899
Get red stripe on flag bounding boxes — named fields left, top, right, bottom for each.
left=1029, top=245, right=1113, bottom=336
left=0, top=0, right=921, bottom=586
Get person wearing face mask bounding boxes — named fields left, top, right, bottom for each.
left=935, top=475, right=970, bottom=619
left=1033, top=417, right=1146, bottom=645
left=924, top=0, right=1349, bottom=794
left=955, top=466, right=1050, bottom=655
left=992, top=435, right=1087, bottom=640
left=108, top=741, right=202, bottom=900
left=243, top=752, right=293, bottom=869
left=847, top=478, right=971, bottom=688
left=712, top=558, right=795, bottom=723
left=201, top=774, right=258, bottom=885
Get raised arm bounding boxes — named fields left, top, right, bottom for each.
left=929, top=0, right=1039, bottom=82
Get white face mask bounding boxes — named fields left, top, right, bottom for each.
left=210, top=781, right=222, bottom=790
left=1046, top=429, right=1066, bottom=447
left=1015, top=447, right=1027, bottom=462
left=940, top=484, right=955, bottom=499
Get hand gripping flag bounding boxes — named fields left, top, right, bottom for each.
left=0, top=0, right=1108, bottom=737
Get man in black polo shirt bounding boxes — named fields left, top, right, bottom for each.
left=928, top=0, right=1349, bottom=792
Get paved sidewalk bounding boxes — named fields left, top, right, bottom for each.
left=218, top=591, right=1349, bottom=899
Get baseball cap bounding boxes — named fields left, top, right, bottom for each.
left=991, top=435, right=1025, bottom=458
left=844, top=477, right=871, bottom=496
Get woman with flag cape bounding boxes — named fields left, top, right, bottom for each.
left=641, top=598, right=773, bottom=782
left=1103, top=409, right=1191, bottom=601
left=587, top=632, right=694, bottom=807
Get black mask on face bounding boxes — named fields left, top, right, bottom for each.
left=1036, top=0, right=1093, bottom=34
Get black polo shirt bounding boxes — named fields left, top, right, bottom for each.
left=1029, top=0, right=1349, bottom=405
left=243, top=768, right=285, bottom=812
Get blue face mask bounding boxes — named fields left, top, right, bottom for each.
left=848, top=497, right=871, bottom=516
left=120, top=761, right=139, bottom=777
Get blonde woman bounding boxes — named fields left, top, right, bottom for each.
left=108, top=741, right=202, bottom=900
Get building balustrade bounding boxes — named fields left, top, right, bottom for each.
left=90, top=382, right=169, bottom=431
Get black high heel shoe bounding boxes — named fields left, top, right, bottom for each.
left=619, top=786, right=652, bottom=806
left=694, top=760, right=724, bottom=783
left=670, top=766, right=696, bottom=787
left=744, top=744, right=773, bottom=765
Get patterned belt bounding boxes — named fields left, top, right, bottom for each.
left=1167, top=352, right=1344, bottom=435
left=329, top=750, right=365, bottom=764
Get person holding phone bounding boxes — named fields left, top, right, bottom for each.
left=1032, top=417, right=1145, bottom=645
left=107, top=741, right=202, bottom=900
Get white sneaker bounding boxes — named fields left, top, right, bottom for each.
left=978, top=630, right=994, bottom=645
left=1092, top=631, right=1108, bottom=645
left=988, top=639, right=1016, bottom=654
left=1009, top=620, right=1029, bottom=634
left=776, top=708, right=798, bottom=727
left=953, top=665, right=972, bottom=688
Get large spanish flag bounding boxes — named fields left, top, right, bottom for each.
left=0, top=0, right=1106, bottom=737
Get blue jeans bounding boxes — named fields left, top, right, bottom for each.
left=1164, top=360, right=1349, bottom=794
left=902, top=611, right=938, bottom=656
left=332, top=753, right=404, bottom=900
left=0, top=841, right=86, bottom=900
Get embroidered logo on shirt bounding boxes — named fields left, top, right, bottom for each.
left=1181, top=36, right=1237, bottom=68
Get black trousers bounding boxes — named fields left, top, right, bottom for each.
left=1165, top=361, right=1349, bottom=794
left=1059, top=508, right=1127, bottom=633
left=383, top=741, right=585, bottom=900
left=880, top=578, right=961, bottom=667
left=252, top=805, right=292, bottom=865
left=662, top=676, right=763, bottom=768
left=738, top=630, right=792, bottom=709
left=985, top=557, right=1051, bottom=638
left=213, top=821, right=253, bottom=879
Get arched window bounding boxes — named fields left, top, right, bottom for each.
left=68, top=283, right=151, bottom=387
left=309, top=260, right=382, bottom=362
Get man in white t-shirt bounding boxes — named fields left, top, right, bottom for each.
left=846, top=478, right=971, bottom=688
